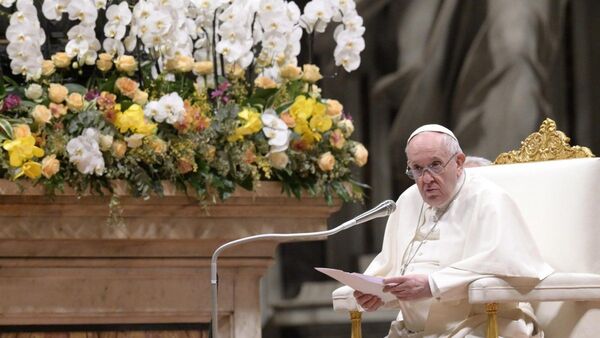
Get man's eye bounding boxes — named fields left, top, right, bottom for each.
left=431, top=161, right=442, bottom=167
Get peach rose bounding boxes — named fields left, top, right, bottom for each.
left=132, top=90, right=148, bottom=105
left=99, top=134, right=114, bottom=151
left=269, top=151, right=289, bottom=169
left=149, top=137, right=167, bottom=155
left=318, top=151, right=336, bottom=172
left=13, top=124, right=31, bottom=138
left=166, top=55, right=194, bottom=73
left=31, top=105, right=52, bottom=124
left=49, top=103, right=68, bottom=118
left=42, top=60, right=56, bottom=77
left=329, top=129, right=346, bottom=149
left=96, top=53, right=113, bottom=72
left=115, top=55, right=138, bottom=74
left=51, top=52, right=72, bottom=69
left=280, top=64, right=302, bottom=80
left=66, top=92, right=84, bottom=111
left=41, top=154, right=60, bottom=178
left=115, top=77, right=139, bottom=98
left=193, top=61, right=214, bottom=76
left=111, top=140, right=127, bottom=159
left=48, top=84, right=69, bottom=103
left=353, top=143, right=368, bottom=167
left=302, top=64, right=323, bottom=83
left=254, top=76, right=278, bottom=89
left=280, top=112, right=295, bottom=128
left=326, top=99, right=343, bottom=119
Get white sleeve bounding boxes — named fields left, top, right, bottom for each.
left=429, top=267, right=491, bottom=301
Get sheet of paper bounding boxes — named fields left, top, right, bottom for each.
left=315, top=267, right=396, bottom=302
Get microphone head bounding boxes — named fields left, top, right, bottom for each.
left=353, top=199, right=397, bottom=225
left=383, top=199, right=397, bottom=216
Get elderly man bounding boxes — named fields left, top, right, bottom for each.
left=353, top=125, right=552, bottom=337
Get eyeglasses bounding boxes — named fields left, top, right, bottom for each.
left=405, top=153, right=458, bottom=180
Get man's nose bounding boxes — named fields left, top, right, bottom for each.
left=421, top=169, right=435, bottom=183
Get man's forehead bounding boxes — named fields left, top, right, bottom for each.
left=406, top=133, right=449, bottom=162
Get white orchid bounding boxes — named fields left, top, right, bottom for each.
left=6, top=0, right=45, bottom=80
left=66, top=128, right=105, bottom=176
left=67, top=0, right=97, bottom=26
left=144, top=92, right=186, bottom=125
left=261, top=109, right=291, bottom=153
left=0, top=0, right=16, bottom=8
left=42, top=0, right=70, bottom=21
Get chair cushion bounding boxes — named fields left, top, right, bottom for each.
left=469, top=272, right=600, bottom=303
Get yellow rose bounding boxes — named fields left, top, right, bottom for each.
left=302, top=64, right=323, bottom=83
left=48, top=83, right=69, bottom=103
left=66, top=92, right=84, bottom=111
left=51, top=52, right=72, bottom=69
left=317, top=151, right=336, bottom=172
left=166, top=55, right=194, bottom=73
left=353, top=143, right=368, bottom=167
left=115, top=77, right=139, bottom=98
left=49, top=103, right=68, bottom=118
left=41, top=154, right=60, bottom=178
left=114, top=55, right=138, bottom=75
left=269, top=151, right=289, bottom=169
left=254, top=76, right=278, bottom=89
left=31, top=105, right=52, bottom=124
left=99, top=134, right=114, bottom=151
left=96, top=53, right=114, bottom=72
left=193, top=61, right=213, bottom=75
left=132, top=90, right=148, bottom=105
left=13, top=124, right=31, bottom=138
left=280, top=64, right=302, bottom=80
left=41, top=60, right=56, bottom=77
left=112, top=140, right=127, bottom=159
left=326, top=99, right=343, bottom=119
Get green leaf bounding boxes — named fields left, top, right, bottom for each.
left=64, top=83, right=88, bottom=94
left=0, top=119, right=13, bottom=140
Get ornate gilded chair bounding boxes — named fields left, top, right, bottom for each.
left=332, top=119, right=600, bottom=338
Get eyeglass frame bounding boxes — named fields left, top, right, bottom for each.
left=405, top=152, right=459, bottom=180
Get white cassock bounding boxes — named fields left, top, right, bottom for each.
left=363, top=172, right=553, bottom=338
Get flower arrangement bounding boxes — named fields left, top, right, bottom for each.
left=0, top=0, right=368, bottom=204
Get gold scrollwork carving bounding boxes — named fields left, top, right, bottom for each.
left=494, top=118, right=594, bottom=164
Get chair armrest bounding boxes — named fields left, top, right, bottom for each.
left=469, top=272, right=600, bottom=303
left=332, top=285, right=360, bottom=311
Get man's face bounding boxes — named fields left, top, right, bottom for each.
left=406, top=133, right=465, bottom=208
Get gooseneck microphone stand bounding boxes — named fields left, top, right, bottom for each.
left=210, top=199, right=396, bottom=338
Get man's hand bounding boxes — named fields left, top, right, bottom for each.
left=383, top=274, right=432, bottom=300
left=353, top=290, right=384, bottom=311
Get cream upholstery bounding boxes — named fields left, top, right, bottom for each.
left=332, top=158, right=600, bottom=337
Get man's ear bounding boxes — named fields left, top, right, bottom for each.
left=456, top=153, right=466, bottom=172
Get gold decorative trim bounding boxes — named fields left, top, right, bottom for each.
left=350, top=311, right=362, bottom=338
left=494, top=118, right=594, bottom=164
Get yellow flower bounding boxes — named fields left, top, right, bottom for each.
left=114, top=104, right=156, bottom=135
left=66, top=92, right=84, bottom=111
left=309, top=114, right=332, bottom=133
left=3, top=135, right=45, bottom=167
left=290, top=96, right=324, bottom=121
left=227, top=108, right=263, bottom=142
left=16, top=161, right=42, bottom=179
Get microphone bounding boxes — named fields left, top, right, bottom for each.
left=210, top=199, right=396, bottom=338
